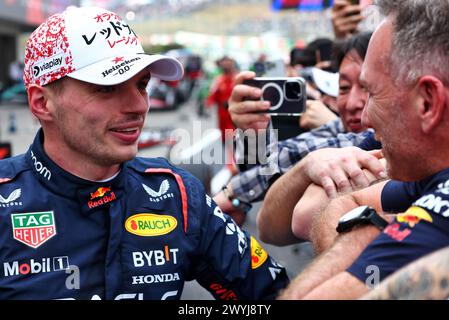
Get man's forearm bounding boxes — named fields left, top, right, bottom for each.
left=257, top=160, right=311, bottom=245
left=310, top=181, right=388, bottom=254
left=362, top=246, right=449, bottom=300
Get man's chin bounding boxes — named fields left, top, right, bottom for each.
left=106, top=147, right=139, bottom=165
left=386, top=160, right=415, bottom=182
left=121, top=148, right=139, bottom=162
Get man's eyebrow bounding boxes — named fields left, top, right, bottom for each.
left=338, top=73, right=350, bottom=82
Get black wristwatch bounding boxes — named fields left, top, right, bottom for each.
left=336, top=205, right=388, bottom=233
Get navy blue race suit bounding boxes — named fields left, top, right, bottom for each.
left=0, top=130, right=289, bottom=300
left=348, top=167, right=449, bottom=283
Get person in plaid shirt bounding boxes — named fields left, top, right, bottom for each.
left=214, top=32, right=377, bottom=225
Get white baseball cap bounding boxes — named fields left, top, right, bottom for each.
left=23, top=6, right=184, bottom=89
left=311, top=67, right=339, bottom=98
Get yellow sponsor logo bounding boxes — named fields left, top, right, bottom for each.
left=250, top=236, right=268, bottom=269
left=125, top=213, right=177, bottom=237
left=396, top=206, right=433, bottom=228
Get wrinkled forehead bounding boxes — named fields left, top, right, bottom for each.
left=361, top=19, right=393, bottom=82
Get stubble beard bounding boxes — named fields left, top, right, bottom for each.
left=54, top=109, right=137, bottom=167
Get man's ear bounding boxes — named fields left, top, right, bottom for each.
left=27, top=84, right=54, bottom=122
left=416, top=76, right=447, bottom=134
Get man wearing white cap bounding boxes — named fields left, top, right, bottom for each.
left=0, top=6, right=288, bottom=300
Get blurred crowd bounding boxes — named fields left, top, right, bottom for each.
left=207, top=0, right=449, bottom=300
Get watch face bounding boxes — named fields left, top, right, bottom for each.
left=339, top=205, right=369, bottom=223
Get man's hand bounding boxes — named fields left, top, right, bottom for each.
left=302, top=147, right=387, bottom=198
left=300, top=100, right=338, bottom=130
left=213, top=186, right=247, bottom=226
left=331, top=0, right=364, bottom=39
left=228, top=71, right=271, bottom=130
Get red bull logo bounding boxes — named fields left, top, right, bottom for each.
left=90, top=187, right=111, bottom=200
left=396, top=206, right=433, bottom=228
left=88, top=187, right=116, bottom=209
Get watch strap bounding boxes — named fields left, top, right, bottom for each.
left=366, top=209, right=389, bottom=230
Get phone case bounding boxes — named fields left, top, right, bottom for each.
left=244, top=77, right=306, bottom=116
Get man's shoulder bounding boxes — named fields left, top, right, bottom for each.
left=127, top=157, right=210, bottom=228
left=0, top=154, right=29, bottom=183
left=127, top=156, right=173, bottom=171
left=127, top=157, right=204, bottom=189
left=418, top=167, right=449, bottom=196
left=410, top=167, right=449, bottom=218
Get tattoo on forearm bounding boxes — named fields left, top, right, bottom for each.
left=365, top=248, right=449, bottom=300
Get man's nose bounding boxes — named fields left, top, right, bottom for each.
left=346, top=85, right=367, bottom=113
left=121, top=88, right=149, bottom=114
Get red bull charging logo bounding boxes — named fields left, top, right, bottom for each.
left=396, top=206, right=433, bottom=228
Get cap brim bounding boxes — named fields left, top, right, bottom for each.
left=67, top=53, right=184, bottom=85
left=311, top=68, right=339, bottom=98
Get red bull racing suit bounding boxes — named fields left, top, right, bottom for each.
left=348, top=167, right=449, bottom=283
left=0, top=130, right=288, bottom=299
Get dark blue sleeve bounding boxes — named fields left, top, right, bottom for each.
left=347, top=209, right=449, bottom=283
left=381, top=180, right=423, bottom=213
left=356, top=131, right=382, bottom=151
left=192, top=191, right=289, bottom=300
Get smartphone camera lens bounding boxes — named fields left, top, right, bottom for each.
left=284, top=81, right=302, bottom=100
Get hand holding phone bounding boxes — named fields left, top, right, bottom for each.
left=243, top=77, right=306, bottom=116
left=331, top=0, right=364, bottom=39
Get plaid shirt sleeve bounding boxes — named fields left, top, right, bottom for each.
left=229, top=119, right=372, bottom=202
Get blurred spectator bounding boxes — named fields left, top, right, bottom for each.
left=300, top=100, right=338, bottom=130
left=214, top=32, right=374, bottom=226
left=331, top=0, right=364, bottom=39
left=300, top=66, right=339, bottom=113
left=184, top=54, right=203, bottom=92
left=1, top=60, right=26, bottom=104
left=291, top=38, right=335, bottom=72
left=256, top=32, right=380, bottom=245
left=8, top=60, right=24, bottom=86
left=206, top=56, right=239, bottom=142
left=251, top=53, right=267, bottom=77
left=280, top=0, right=449, bottom=299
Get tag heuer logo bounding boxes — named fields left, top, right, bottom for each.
left=11, top=211, right=56, bottom=249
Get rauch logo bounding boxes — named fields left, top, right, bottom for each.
left=250, top=236, right=268, bottom=269
left=125, top=213, right=177, bottom=237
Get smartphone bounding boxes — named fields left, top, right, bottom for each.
left=243, top=77, right=306, bottom=116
